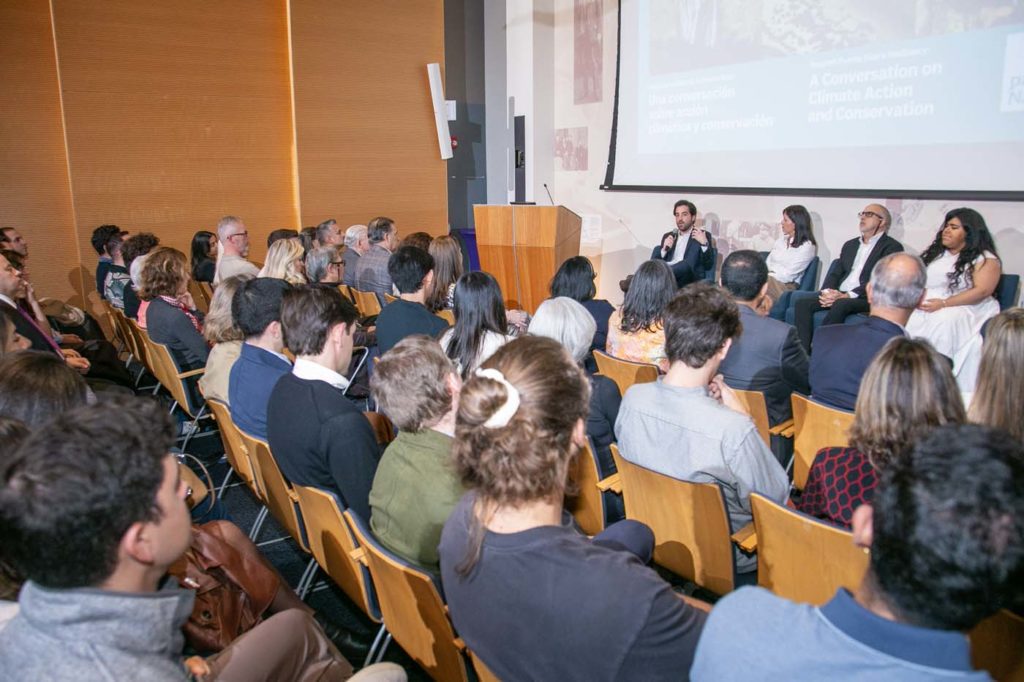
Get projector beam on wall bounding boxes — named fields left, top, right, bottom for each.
left=427, top=63, right=453, bottom=160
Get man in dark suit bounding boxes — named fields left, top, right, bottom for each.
left=651, top=199, right=715, bottom=288
left=810, top=253, right=926, bottom=411
left=792, top=203, right=903, bottom=351
left=718, top=250, right=809, bottom=427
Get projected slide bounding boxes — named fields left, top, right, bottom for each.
left=607, top=0, right=1024, bottom=196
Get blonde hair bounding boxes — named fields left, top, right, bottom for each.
left=138, top=247, right=188, bottom=300
left=258, top=238, right=306, bottom=285
left=968, top=308, right=1024, bottom=442
left=203, top=273, right=253, bottom=344
left=849, top=337, right=965, bottom=469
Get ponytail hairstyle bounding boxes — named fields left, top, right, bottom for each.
left=452, top=336, right=590, bottom=575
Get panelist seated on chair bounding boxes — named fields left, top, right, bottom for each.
left=764, top=204, right=818, bottom=305
left=268, top=286, right=381, bottom=522
left=692, top=423, right=1024, bottom=681
left=651, top=199, right=715, bottom=288
left=792, top=203, right=903, bottom=351
left=615, top=283, right=789, bottom=576
left=810, top=253, right=926, bottom=412
left=718, top=250, right=809, bottom=426
left=440, top=336, right=707, bottom=681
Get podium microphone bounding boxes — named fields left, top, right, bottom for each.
left=543, top=183, right=555, bottom=205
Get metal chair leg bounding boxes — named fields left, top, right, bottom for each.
left=363, top=624, right=389, bottom=668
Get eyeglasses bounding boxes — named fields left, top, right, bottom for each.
left=858, top=211, right=883, bottom=220
left=330, top=261, right=344, bottom=267
left=228, top=231, right=249, bottom=240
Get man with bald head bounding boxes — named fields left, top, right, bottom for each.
left=792, top=203, right=903, bottom=351
left=214, top=215, right=259, bottom=285
left=809, top=252, right=926, bottom=411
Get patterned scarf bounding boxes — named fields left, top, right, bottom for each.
left=159, top=295, right=203, bottom=335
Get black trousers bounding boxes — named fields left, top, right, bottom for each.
left=793, top=294, right=870, bottom=352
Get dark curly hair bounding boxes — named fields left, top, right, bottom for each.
left=919, top=208, right=999, bottom=295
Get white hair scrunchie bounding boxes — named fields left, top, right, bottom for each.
left=475, top=368, right=521, bottom=429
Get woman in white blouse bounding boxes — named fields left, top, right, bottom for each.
left=765, top=205, right=817, bottom=304
left=906, top=208, right=1001, bottom=389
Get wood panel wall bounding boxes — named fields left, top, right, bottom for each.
left=0, top=1, right=446, bottom=308
left=291, top=1, right=448, bottom=237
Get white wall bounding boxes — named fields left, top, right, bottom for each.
left=493, top=0, right=1024, bottom=305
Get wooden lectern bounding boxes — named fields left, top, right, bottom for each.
left=473, top=205, right=582, bottom=314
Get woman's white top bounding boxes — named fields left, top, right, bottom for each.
left=765, top=236, right=816, bottom=284
left=438, top=328, right=512, bottom=375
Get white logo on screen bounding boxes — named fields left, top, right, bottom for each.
left=1002, top=33, right=1024, bottom=112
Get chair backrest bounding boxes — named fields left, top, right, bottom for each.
left=592, top=350, right=659, bottom=396
left=790, top=394, right=854, bottom=490
left=750, top=493, right=867, bottom=605
left=292, top=485, right=381, bottom=623
left=242, top=433, right=310, bottom=553
left=610, top=444, right=735, bottom=595
left=352, top=289, right=383, bottom=317
left=565, top=440, right=607, bottom=536
left=996, top=274, right=1020, bottom=311
left=731, top=389, right=771, bottom=447
left=187, top=279, right=210, bottom=314
left=468, top=650, right=501, bottom=682
left=141, top=332, right=204, bottom=419
left=205, top=398, right=260, bottom=498
left=383, top=292, right=398, bottom=305
left=435, top=308, right=455, bottom=326
left=336, top=284, right=354, bottom=302
left=970, top=610, right=1024, bottom=681
left=124, top=318, right=153, bottom=373
left=343, top=510, right=469, bottom=682
left=363, top=411, right=396, bottom=446
left=798, top=256, right=820, bottom=292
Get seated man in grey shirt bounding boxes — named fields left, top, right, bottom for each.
left=615, top=282, right=789, bottom=575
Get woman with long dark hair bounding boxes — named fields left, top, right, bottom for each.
left=439, top=271, right=512, bottom=378
left=550, top=256, right=614, bottom=354
left=425, top=235, right=464, bottom=312
left=190, top=230, right=217, bottom=283
left=905, top=207, right=1001, bottom=388
left=605, top=260, right=676, bottom=371
left=764, top=204, right=817, bottom=303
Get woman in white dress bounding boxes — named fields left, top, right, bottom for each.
left=764, top=204, right=817, bottom=304
left=906, top=208, right=1001, bottom=389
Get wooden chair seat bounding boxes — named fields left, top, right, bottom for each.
left=351, top=289, right=383, bottom=317
left=790, top=394, right=855, bottom=490
left=592, top=350, right=658, bottom=396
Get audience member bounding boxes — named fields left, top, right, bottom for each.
left=792, top=203, right=903, bottom=350
left=90, top=224, right=123, bottom=298
left=228, top=277, right=292, bottom=440
left=122, top=232, right=161, bottom=320
left=615, top=282, right=788, bottom=575
left=968, top=307, right=1024, bottom=442
left=906, top=207, right=1002, bottom=389
left=213, top=215, right=259, bottom=285
left=798, top=337, right=964, bottom=528
left=306, top=244, right=346, bottom=284
left=267, top=228, right=299, bottom=249
left=258, top=238, right=306, bottom=285
left=692, top=423, right=1023, bottom=680
left=315, top=220, right=344, bottom=249
left=606, top=259, right=675, bottom=371
left=369, top=336, right=463, bottom=570
left=650, top=199, right=715, bottom=288
left=440, top=336, right=707, bottom=680
left=0, top=228, right=27, bottom=260
left=375, top=246, right=448, bottom=354
left=400, top=231, right=433, bottom=252
left=811, top=253, right=926, bottom=411
left=198, top=274, right=253, bottom=405
left=439, top=271, right=512, bottom=378
left=190, top=229, right=217, bottom=283
left=550, top=256, right=615, bottom=357
left=298, top=226, right=317, bottom=257
left=0, top=309, right=30, bottom=358
left=268, top=286, right=380, bottom=520
left=0, top=398, right=354, bottom=680
left=0, top=351, right=91, bottom=427
left=102, top=232, right=131, bottom=309
left=354, top=216, right=399, bottom=295
left=140, top=247, right=207, bottom=369
left=424, top=235, right=463, bottom=312
left=764, top=204, right=817, bottom=303
left=718, top=250, right=809, bottom=426
left=342, top=224, right=369, bottom=287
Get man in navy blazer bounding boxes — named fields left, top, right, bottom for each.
left=810, top=253, right=926, bottom=411
left=718, top=250, right=809, bottom=426
left=793, top=203, right=903, bottom=351
left=651, top=199, right=715, bottom=287
left=229, top=277, right=293, bottom=439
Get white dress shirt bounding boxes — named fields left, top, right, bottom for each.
left=662, top=229, right=709, bottom=266
left=838, top=232, right=884, bottom=298
left=291, top=356, right=350, bottom=391
left=766, top=236, right=816, bottom=284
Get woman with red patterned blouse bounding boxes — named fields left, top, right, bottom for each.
left=795, top=337, right=965, bottom=528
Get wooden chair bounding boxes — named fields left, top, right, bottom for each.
left=435, top=308, right=455, bottom=326
left=336, top=284, right=354, bottom=303
left=344, top=510, right=469, bottom=682
left=592, top=350, right=659, bottom=396
left=352, top=289, right=383, bottom=317
left=611, top=444, right=736, bottom=595
left=292, top=485, right=388, bottom=664
left=382, top=292, right=398, bottom=305
left=187, top=279, right=210, bottom=313
left=468, top=651, right=501, bottom=682
left=205, top=398, right=270, bottom=539
left=363, top=411, right=396, bottom=446
left=748, top=493, right=868, bottom=605
left=970, top=610, right=1024, bottom=681
left=565, top=440, right=618, bottom=536
left=138, top=329, right=208, bottom=449
left=731, top=389, right=772, bottom=447
left=790, top=394, right=855, bottom=490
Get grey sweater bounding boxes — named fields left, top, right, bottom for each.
left=0, top=579, right=194, bottom=681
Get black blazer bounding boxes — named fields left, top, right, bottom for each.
left=810, top=316, right=905, bottom=411
left=1, top=300, right=58, bottom=355
left=651, top=230, right=715, bottom=281
left=822, top=234, right=903, bottom=298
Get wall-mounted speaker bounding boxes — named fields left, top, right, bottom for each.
left=427, top=63, right=454, bottom=160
